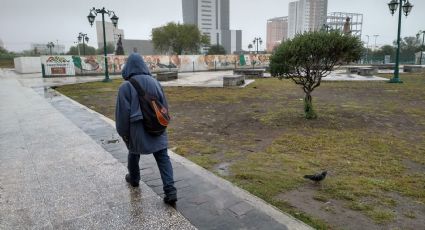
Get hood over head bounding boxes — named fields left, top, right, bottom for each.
left=122, top=53, right=151, bottom=80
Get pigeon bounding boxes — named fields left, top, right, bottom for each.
left=304, top=171, right=327, bottom=183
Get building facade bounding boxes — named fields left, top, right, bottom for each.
left=96, top=21, right=124, bottom=49
left=122, top=39, right=159, bottom=55
left=182, top=0, right=242, bottom=54
left=30, top=43, right=65, bottom=55
left=327, top=12, right=363, bottom=37
left=266, top=17, right=288, bottom=53
left=288, top=0, right=328, bottom=39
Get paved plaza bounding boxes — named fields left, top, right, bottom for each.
left=0, top=68, right=314, bottom=229
left=0, top=69, right=195, bottom=229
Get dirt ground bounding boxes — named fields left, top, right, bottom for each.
left=57, top=73, right=425, bottom=230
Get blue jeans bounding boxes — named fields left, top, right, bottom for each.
left=128, top=148, right=176, bottom=195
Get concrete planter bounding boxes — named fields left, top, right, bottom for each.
left=223, top=75, right=245, bottom=87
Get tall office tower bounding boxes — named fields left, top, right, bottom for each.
left=266, top=17, right=288, bottom=53
left=96, top=21, right=124, bottom=49
left=182, top=0, right=241, bottom=54
left=288, top=0, right=328, bottom=39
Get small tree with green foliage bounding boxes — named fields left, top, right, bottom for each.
left=207, top=44, right=226, bottom=55
left=152, top=22, right=210, bottom=55
left=97, top=43, right=115, bottom=55
left=67, top=44, right=96, bottom=55
left=270, top=31, right=362, bottom=119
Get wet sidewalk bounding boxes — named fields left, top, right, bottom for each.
left=0, top=71, right=195, bottom=229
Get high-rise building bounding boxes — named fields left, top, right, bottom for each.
left=96, top=21, right=124, bottom=49
left=266, top=17, right=288, bottom=52
left=288, top=0, right=328, bottom=39
left=327, top=12, right=363, bottom=37
left=182, top=0, right=242, bottom=54
left=0, top=39, right=4, bottom=49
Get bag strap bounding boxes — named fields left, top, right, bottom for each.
left=128, top=78, right=145, bottom=97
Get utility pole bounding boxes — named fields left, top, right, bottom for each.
left=373, top=35, right=379, bottom=50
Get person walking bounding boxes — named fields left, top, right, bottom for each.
left=115, top=53, right=177, bottom=205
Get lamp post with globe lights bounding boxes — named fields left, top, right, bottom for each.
left=253, top=37, right=263, bottom=54
left=87, top=7, right=119, bottom=82
left=77, top=33, right=89, bottom=56
left=387, top=0, right=413, bottom=83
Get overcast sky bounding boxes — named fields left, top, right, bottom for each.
left=1, top=0, right=424, bottom=52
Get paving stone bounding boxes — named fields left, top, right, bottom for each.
left=109, top=197, right=195, bottom=230
left=140, top=167, right=155, bottom=176
left=228, top=201, right=254, bottom=217
left=0, top=204, right=51, bottom=230
left=205, top=188, right=241, bottom=210
left=186, top=194, right=211, bottom=205
left=45, top=191, right=110, bottom=225
left=52, top=210, right=127, bottom=230
left=240, top=209, right=289, bottom=230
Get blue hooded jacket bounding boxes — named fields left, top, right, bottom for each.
left=115, top=53, right=168, bottom=154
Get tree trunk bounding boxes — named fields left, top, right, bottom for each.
left=304, top=93, right=317, bottom=119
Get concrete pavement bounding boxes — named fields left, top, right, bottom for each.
left=0, top=69, right=195, bottom=229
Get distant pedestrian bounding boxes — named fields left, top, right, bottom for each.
left=115, top=53, right=177, bottom=205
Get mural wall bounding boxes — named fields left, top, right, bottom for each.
left=41, top=54, right=270, bottom=76
left=41, top=56, right=75, bottom=76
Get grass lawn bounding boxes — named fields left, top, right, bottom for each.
left=56, top=73, right=425, bottom=229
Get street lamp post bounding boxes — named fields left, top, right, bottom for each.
left=47, top=42, right=55, bottom=55
left=387, top=0, right=413, bottom=83
left=373, top=35, right=379, bottom=50
left=73, top=41, right=81, bottom=56
left=417, top=30, right=425, bottom=65
left=365, top=35, right=370, bottom=64
left=253, top=37, right=262, bottom=54
left=87, top=7, right=119, bottom=82
left=77, top=33, right=89, bottom=56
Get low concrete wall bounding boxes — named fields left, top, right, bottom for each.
left=14, top=57, right=41, bottom=73
left=156, top=72, right=178, bottom=81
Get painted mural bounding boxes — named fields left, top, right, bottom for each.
left=41, top=56, right=75, bottom=76
left=43, top=54, right=271, bottom=76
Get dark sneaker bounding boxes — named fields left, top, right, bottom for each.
left=125, top=174, right=139, bottom=187
left=164, top=193, right=177, bottom=205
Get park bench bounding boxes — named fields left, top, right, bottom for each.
left=358, top=67, right=378, bottom=76
left=403, top=65, right=425, bottom=73
left=346, top=67, right=360, bottom=74
left=233, top=69, right=265, bottom=79
left=156, top=71, right=178, bottom=81
left=223, top=75, right=245, bottom=87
